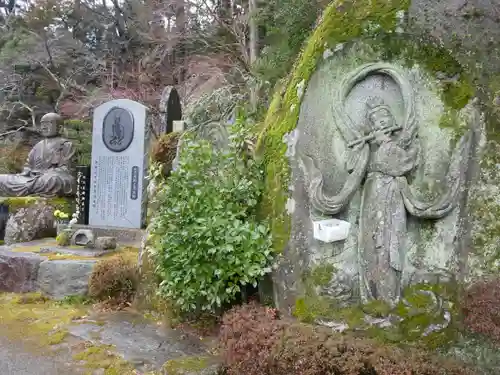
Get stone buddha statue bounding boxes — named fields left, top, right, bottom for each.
left=0, top=113, right=76, bottom=197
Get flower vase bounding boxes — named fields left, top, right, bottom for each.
left=55, top=219, right=69, bottom=229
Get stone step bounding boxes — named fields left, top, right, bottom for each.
left=57, top=224, right=144, bottom=247
left=0, top=239, right=139, bottom=299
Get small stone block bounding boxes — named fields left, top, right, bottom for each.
left=71, top=229, right=95, bottom=248
left=95, top=236, right=117, bottom=250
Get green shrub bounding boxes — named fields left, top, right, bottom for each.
left=64, top=119, right=92, bottom=166
left=149, top=122, right=273, bottom=313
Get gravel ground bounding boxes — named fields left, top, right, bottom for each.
left=0, top=336, right=79, bottom=375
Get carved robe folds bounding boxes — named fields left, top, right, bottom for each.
left=303, top=63, right=482, bottom=305
left=0, top=138, right=76, bottom=198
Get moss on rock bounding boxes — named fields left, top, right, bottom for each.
left=162, top=355, right=213, bottom=375
left=293, top=276, right=459, bottom=349
left=257, top=0, right=474, bottom=257
left=0, top=196, right=74, bottom=213
left=0, top=292, right=84, bottom=347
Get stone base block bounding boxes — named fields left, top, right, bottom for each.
left=0, top=239, right=104, bottom=299
left=37, top=260, right=96, bottom=299
left=57, top=224, right=144, bottom=245
left=0, top=249, right=45, bottom=292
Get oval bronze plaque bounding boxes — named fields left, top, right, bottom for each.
left=102, top=107, right=135, bottom=153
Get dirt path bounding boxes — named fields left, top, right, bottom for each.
left=0, top=293, right=219, bottom=374
left=0, top=336, right=81, bottom=375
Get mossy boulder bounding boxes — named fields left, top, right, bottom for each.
left=2, top=197, right=74, bottom=244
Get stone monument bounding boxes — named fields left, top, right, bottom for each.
left=89, top=99, right=149, bottom=229
left=301, top=63, right=481, bottom=305
left=159, top=86, right=182, bottom=134
left=0, top=112, right=76, bottom=197
left=259, top=2, right=488, bottom=333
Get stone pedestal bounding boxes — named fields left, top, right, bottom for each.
left=57, top=223, right=144, bottom=245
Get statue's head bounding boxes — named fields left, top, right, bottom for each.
left=366, top=96, right=395, bottom=130
left=40, top=112, right=63, bottom=138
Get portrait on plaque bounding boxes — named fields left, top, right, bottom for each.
left=102, top=107, right=135, bottom=153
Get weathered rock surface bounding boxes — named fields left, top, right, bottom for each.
left=37, top=260, right=96, bottom=299
left=95, top=236, right=117, bottom=250
left=4, top=201, right=56, bottom=245
left=0, top=249, right=44, bottom=292
left=67, top=311, right=213, bottom=372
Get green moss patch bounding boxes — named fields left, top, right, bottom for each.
left=293, top=267, right=459, bottom=349
left=72, top=344, right=136, bottom=375
left=0, top=196, right=74, bottom=213
left=7, top=242, right=138, bottom=262
left=0, top=292, right=84, bottom=347
left=162, top=355, right=213, bottom=375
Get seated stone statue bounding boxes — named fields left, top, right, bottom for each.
left=0, top=113, right=76, bottom=197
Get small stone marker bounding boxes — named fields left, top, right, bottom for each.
left=89, top=99, right=150, bottom=229
left=159, top=86, right=182, bottom=134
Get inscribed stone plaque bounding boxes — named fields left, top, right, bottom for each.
left=89, top=99, right=149, bottom=229
left=102, top=107, right=135, bottom=152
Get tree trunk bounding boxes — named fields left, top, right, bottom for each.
left=248, top=0, right=258, bottom=110
left=175, top=0, right=187, bottom=84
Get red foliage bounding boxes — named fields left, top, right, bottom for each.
left=463, top=278, right=500, bottom=343
left=219, top=302, right=476, bottom=375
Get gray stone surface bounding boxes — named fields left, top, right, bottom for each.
left=57, top=224, right=144, bottom=245
left=70, top=229, right=95, bottom=247
left=37, top=260, right=96, bottom=299
left=408, top=1, right=500, bottom=279
left=410, top=0, right=500, bottom=78
left=39, top=246, right=115, bottom=257
left=0, top=336, right=81, bottom=375
left=89, top=99, right=150, bottom=229
left=4, top=201, right=57, bottom=245
left=0, top=249, right=44, bottom=292
left=297, top=62, right=483, bottom=305
left=95, top=236, right=117, bottom=250
left=67, top=311, right=209, bottom=371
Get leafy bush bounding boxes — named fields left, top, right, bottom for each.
left=463, top=279, right=500, bottom=344
left=149, top=123, right=273, bottom=313
left=64, top=119, right=92, bottom=166
left=88, top=255, right=138, bottom=306
left=219, top=302, right=476, bottom=375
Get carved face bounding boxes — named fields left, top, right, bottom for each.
left=368, top=107, right=395, bottom=130
left=40, top=120, right=59, bottom=137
